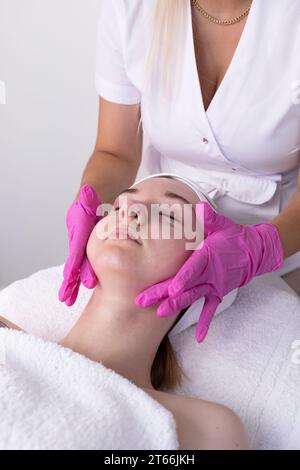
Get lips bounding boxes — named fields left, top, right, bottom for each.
left=107, top=227, right=141, bottom=245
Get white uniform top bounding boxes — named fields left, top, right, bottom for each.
left=95, top=0, right=300, bottom=275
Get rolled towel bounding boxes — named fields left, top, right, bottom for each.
left=0, top=328, right=178, bottom=450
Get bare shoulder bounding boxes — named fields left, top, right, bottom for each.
left=189, top=397, right=249, bottom=450
left=145, top=389, right=249, bottom=450
left=0, top=315, right=23, bottom=331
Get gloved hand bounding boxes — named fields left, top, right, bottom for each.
left=58, top=184, right=102, bottom=306
left=135, top=201, right=284, bottom=342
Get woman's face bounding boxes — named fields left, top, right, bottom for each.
left=86, top=177, right=202, bottom=291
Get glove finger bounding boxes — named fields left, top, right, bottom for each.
left=61, top=186, right=101, bottom=296
left=65, top=279, right=81, bottom=307
left=80, top=256, right=98, bottom=289
left=58, top=277, right=79, bottom=302
left=157, top=284, right=211, bottom=317
left=135, top=278, right=172, bottom=307
left=168, top=245, right=209, bottom=298
left=62, top=238, right=88, bottom=284
left=195, top=295, right=221, bottom=343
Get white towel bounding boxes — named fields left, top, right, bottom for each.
left=168, top=274, right=300, bottom=450
left=0, top=265, right=300, bottom=449
left=0, top=328, right=178, bottom=450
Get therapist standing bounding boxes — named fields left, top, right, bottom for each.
left=58, top=0, right=300, bottom=342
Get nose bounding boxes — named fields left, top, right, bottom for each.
left=117, top=196, right=146, bottom=225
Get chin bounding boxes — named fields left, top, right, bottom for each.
left=88, top=242, right=142, bottom=278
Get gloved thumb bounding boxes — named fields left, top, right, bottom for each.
left=79, top=184, right=102, bottom=216
left=196, top=200, right=232, bottom=237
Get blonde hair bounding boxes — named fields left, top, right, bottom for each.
left=136, top=0, right=188, bottom=140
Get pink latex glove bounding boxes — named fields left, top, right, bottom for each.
left=58, top=184, right=102, bottom=306
left=135, top=201, right=284, bottom=343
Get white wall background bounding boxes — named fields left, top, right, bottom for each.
left=0, top=0, right=102, bottom=288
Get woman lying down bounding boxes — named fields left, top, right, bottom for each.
left=0, top=174, right=248, bottom=450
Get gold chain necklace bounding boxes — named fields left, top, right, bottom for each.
left=191, top=0, right=252, bottom=25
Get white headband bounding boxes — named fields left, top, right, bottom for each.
left=130, top=172, right=238, bottom=338
left=130, top=172, right=218, bottom=210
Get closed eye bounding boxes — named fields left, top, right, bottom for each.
left=114, top=206, right=177, bottom=221
left=159, top=211, right=175, bottom=221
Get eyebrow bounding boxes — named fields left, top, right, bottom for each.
left=116, top=187, right=191, bottom=205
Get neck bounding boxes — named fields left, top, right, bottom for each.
left=59, top=282, right=175, bottom=391
left=195, top=0, right=252, bottom=16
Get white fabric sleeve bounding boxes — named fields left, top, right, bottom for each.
left=95, top=0, right=141, bottom=104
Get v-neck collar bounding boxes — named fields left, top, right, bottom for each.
left=188, top=0, right=258, bottom=118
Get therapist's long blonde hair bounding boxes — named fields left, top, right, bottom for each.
left=136, top=0, right=188, bottom=141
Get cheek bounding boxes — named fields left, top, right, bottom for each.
left=86, top=226, right=104, bottom=275
left=94, top=213, right=116, bottom=241
left=143, top=238, right=190, bottom=283
left=87, top=221, right=142, bottom=280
